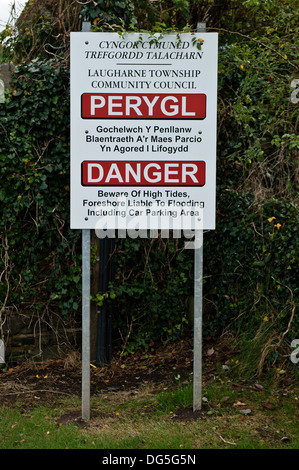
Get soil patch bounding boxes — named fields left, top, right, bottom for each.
left=57, top=410, right=92, bottom=427
left=0, top=338, right=242, bottom=410
left=0, top=341, right=199, bottom=408
left=171, top=406, right=211, bottom=421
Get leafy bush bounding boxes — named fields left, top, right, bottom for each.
left=0, top=0, right=297, bottom=369
left=0, top=59, right=81, bottom=328
left=107, top=192, right=298, bottom=354
left=108, top=235, right=194, bottom=351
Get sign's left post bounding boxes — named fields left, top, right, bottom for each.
left=82, top=228, right=90, bottom=420
left=80, top=21, right=91, bottom=421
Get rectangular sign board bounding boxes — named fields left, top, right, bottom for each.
left=70, top=32, right=218, bottom=230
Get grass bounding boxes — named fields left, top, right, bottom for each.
left=0, top=375, right=298, bottom=450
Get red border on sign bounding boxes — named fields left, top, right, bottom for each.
left=81, top=93, right=206, bottom=120
left=81, top=160, right=206, bottom=186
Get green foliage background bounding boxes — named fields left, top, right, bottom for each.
left=0, top=0, right=298, bottom=371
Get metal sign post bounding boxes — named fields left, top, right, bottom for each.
left=193, top=21, right=206, bottom=413
left=82, top=228, right=91, bottom=420
left=193, top=229, right=203, bottom=411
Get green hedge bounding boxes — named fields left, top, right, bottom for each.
left=0, top=59, right=82, bottom=322
left=108, top=192, right=298, bottom=351
left=0, top=0, right=298, bottom=361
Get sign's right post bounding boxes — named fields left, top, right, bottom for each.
left=193, top=22, right=207, bottom=412
left=193, top=229, right=203, bottom=411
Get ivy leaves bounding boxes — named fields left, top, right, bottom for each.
left=0, top=59, right=81, bottom=322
